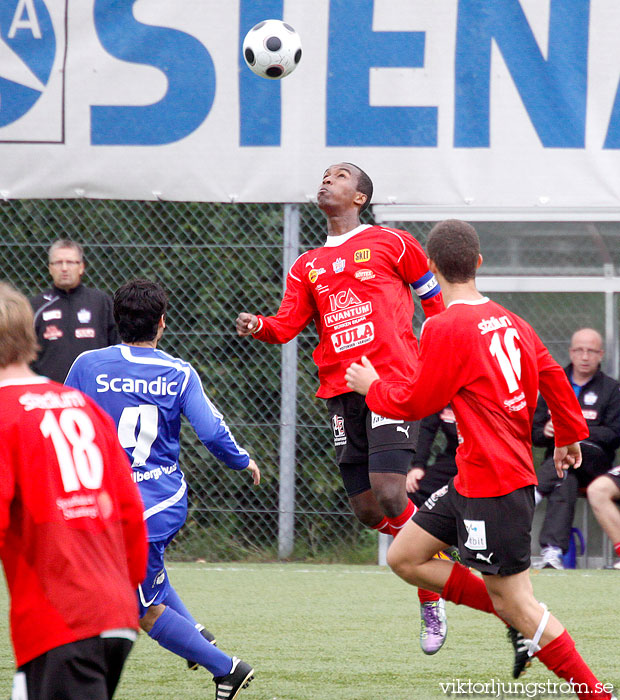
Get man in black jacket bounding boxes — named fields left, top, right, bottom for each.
left=533, top=328, right=620, bottom=569
left=407, top=405, right=459, bottom=509
left=30, top=240, right=119, bottom=382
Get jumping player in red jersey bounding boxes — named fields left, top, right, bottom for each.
left=236, top=163, right=449, bottom=653
left=0, top=283, right=147, bottom=700
left=345, top=220, right=616, bottom=698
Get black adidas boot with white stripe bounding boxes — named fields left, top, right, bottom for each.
left=213, top=657, right=254, bottom=700
left=507, top=626, right=532, bottom=678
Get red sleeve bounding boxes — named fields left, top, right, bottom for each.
left=421, top=292, right=445, bottom=319
left=392, top=230, right=444, bottom=319
left=252, top=257, right=316, bottom=344
left=105, top=428, right=148, bottom=588
left=0, top=430, right=15, bottom=550
left=366, top=318, right=459, bottom=420
left=535, top=336, right=589, bottom=446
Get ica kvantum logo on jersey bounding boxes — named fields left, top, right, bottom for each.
left=0, top=0, right=65, bottom=143
left=325, top=288, right=374, bottom=353
left=324, top=289, right=372, bottom=328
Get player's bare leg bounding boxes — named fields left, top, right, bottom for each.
left=587, top=475, right=620, bottom=567
left=483, top=571, right=563, bottom=645
left=483, top=571, right=612, bottom=699
left=368, top=472, right=409, bottom=518
left=139, top=603, right=165, bottom=633
left=347, top=474, right=411, bottom=525
left=348, top=489, right=388, bottom=528
left=387, top=518, right=453, bottom=593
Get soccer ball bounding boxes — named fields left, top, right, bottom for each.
left=242, top=19, right=302, bottom=80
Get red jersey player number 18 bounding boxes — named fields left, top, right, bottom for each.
left=0, top=282, right=147, bottom=700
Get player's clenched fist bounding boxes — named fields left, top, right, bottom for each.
left=345, top=355, right=380, bottom=396
left=236, top=312, right=259, bottom=336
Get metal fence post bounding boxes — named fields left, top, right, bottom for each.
left=603, top=266, right=618, bottom=568
left=603, top=265, right=619, bottom=379
left=278, top=204, right=300, bottom=558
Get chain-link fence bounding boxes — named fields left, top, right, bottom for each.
left=388, top=219, right=620, bottom=374
left=2, top=200, right=619, bottom=562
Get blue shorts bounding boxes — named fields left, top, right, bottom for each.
left=137, top=534, right=175, bottom=617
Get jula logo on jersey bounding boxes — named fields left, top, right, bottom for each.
left=331, top=322, right=374, bottom=353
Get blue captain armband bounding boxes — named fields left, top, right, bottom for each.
left=412, top=271, right=441, bottom=300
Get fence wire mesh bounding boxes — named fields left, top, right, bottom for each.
left=1, top=200, right=618, bottom=561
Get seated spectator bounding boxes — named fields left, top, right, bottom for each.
left=586, top=466, right=620, bottom=569
left=407, top=405, right=459, bottom=508
left=533, top=328, right=620, bottom=569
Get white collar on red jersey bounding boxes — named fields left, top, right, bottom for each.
left=447, top=297, right=490, bottom=308
left=323, top=224, right=372, bottom=248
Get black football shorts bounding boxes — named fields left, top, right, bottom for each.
left=14, top=635, right=134, bottom=700
left=603, top=465, right=620, bottom=489
left=326, top=391, right=418, bottom=463
left=413, top=479, right=535, bottom=576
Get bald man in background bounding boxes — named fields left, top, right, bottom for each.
left=533, top=328, right=620, bottom=569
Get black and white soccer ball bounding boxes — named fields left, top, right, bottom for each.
left=242, top=19, right=302, bottom=80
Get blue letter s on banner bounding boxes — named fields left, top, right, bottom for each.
left=91, top=0, right=215, bottom=146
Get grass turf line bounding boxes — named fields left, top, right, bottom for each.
left=0, top=564, right=616, bottom=700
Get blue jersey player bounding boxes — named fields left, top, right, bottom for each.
left=66, top=279, right=258, bottom=700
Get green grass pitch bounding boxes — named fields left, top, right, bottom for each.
left=0, top=564, right=617, bottom=699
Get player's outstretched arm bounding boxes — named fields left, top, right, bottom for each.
left=246, top=458, right=260, bottom=485
left=236, top=263, right=316, bottom=344
left=345, top=356, right=380, bottom=396
left=236, top=312, right=259, bottom=336
left=553, top=442, right=582, bottom=478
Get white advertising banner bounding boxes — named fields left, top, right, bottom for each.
left=1, top=0, right=620, bottom=209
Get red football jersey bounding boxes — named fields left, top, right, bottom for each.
left=252, top=224, right=444, bottom=398
left=0, top=377, right=147, bottom=666
left=366, top=298, right=589, bottom=497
